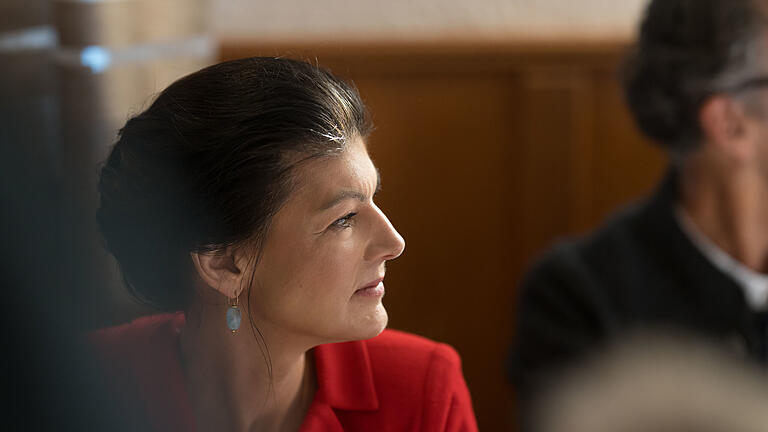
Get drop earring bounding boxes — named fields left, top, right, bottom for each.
left=226, top=295, right=241, bottom=333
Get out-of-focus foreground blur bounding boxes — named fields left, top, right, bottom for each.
left=1, top=1, right=667, bottom=430
left=536, top=334, right=768, bottom=432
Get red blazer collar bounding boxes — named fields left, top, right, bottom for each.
left=143, top=314, right=379, bottom=431
left=312, top=339, right=379, bottom=411
left=171, top=313, right=380, bottom=412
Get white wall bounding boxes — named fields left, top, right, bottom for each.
left=211, top=0, right=647, bottom=41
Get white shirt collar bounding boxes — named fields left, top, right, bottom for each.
left=675, top=207, right=768, bottom=311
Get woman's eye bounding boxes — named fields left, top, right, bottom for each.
left=331, top=212, right=357, bottom=229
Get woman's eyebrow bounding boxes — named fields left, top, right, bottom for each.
left=317, top=190, right=368, bottom=212
left=317, top=167, right=381, bottom=212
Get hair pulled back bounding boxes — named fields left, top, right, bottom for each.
left=97, top=57, right=371, bottom=311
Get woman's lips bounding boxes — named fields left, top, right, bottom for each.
left=355, top=278, right=385, bottom=297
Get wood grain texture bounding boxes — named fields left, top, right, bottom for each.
left=222, top=41, right=666, bottom=431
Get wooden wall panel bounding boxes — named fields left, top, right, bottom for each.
left=518, top=66, right=597, bottom=241
left=221, top=41, right=666, bottom=431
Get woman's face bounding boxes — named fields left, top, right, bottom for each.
left=247, top=137, right=405, bottom=346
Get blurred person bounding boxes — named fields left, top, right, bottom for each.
left=91, top=57, right=478, bottom=432
left=535, top=334, right=768, bottom=432
left=510, top=0, right=768, bottom=428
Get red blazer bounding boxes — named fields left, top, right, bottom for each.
left=90, top=313, right=478, bottom=431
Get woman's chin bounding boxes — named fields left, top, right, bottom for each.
left=312, top=304, right=389, bottom=345
left=349, top=304, right=389, bottom=341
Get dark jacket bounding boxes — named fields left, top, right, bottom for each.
left=509, top=169, right=767, bottom=425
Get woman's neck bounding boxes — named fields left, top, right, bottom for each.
left=179, top=297, right=316, bottom=432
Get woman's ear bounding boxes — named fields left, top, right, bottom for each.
left=190, top=249, right=243, bottom=298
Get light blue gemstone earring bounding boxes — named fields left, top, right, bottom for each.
left=226, top=295, right=241, bottom=333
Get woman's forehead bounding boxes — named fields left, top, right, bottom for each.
left=286, top=139, right=377, bottom=207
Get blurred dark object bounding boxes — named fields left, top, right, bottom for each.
left=0, top=0, right=213, bottom=429
left=0, top=73, right=133, bottom=432
left=0, top=152, right=136, bottom=432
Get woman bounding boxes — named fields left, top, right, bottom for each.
left=92, top=57, right=477, bottom=432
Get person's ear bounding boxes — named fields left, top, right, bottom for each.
left=190, top=249, right=243, bottom=298
left=699, top=95, right=755, bottom=163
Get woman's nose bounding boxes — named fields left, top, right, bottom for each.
left=365, top=205, right=405, bottom=262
